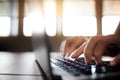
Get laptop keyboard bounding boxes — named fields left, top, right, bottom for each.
left=51, top=56, right=120, bottom=76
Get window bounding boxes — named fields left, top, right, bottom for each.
left=1, top=0, right=120, bottom=37
left=62, top=0, right=96, bottom=36
left=0, top=17, right=10, bottom=36
left=24, top=0, right=56, bottom=37
left=62, top=0, right=120, bottom=36
left=0, top=0, right=18, bottom=37
left=24, top=0, right=46, bottom=36
left=24, top=0, right=97, bottom=37
left=102, top=0, right=120, bottom=35
left=63, top=16, right=97, bottom=36
left=44, top=0, right=56, bottom=36
left=23, top=17, right=32, bottom=36
left=0, top=0, right=10, bottom=37
left=102, top=16, right=120, bottom=35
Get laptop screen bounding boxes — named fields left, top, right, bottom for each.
left=32, top=28, right=53, bottom=80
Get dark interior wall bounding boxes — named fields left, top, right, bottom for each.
left=0, top=37, right=33, bottom=52
left=0, top=36, right=68, bottom=52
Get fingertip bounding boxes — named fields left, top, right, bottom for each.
left=110, top=60, right=116, bottom=66
left=85, top=58, right=91, bottom=64
left=110, top=53, right=120, bottom=66
left=95, top=60, right=102, bottom=65
left=84, top=53, right=91, bottom=64
left=70, top=51, right=83, bottom=58
left=65, top=53, right=71, bottom=57
left=70, top=51, right=77, bottom=58
left=94, top=56, right=102, bottom=65
left=110, top=57, right=120, bottom=66
left=71, top=47, right=84, bottom=58
left=70, top=54, right=77, bottom=58
left=70, top=54, right=75, bottom=58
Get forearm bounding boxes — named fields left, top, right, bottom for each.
left=114, top=22, right=120, bottom=37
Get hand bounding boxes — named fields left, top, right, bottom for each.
left=84, top=35, right=120, bottom=66
left=61, top=35, right=120, bottom=66
left=70, top=35, right=120, bottom=66
left=60, top=36, right=86, bottom=57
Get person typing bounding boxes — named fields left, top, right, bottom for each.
left=60, top=22, right=120, bottom=67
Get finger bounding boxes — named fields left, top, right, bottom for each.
left=110, top=52, right=120, bottom=66
left=84, top=36, right=101, bottom=64
left=94, top=41, right=107, bottom=64
left=65, top=37, right=85, bottom=57
left=63, top=39, right=73, bottom=56
left=70, top=42, right=86, bottom=58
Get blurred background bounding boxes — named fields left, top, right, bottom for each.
left=0, top=0, right=120, bottom=52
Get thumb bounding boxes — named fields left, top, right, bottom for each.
left=110, top=52, right=120, bottom=66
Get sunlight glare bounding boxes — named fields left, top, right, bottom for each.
left=44, top=0, right=56, bottom=36
left=24, top=11, right=44, bottom=36
left=63, top=16, right=97, bottom=36
left=102, top=16, right=120, bottom=35
left=23, top=17, right=32, bottom=36
left=0, top=17, right=10, bottom=37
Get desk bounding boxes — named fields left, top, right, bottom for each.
left=0, top=52, right=43, bottom=80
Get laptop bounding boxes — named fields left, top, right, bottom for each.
left=32, top=28, right=120, bottom=80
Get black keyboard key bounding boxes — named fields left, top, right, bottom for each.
left=95, top=64, right=107, bottom=73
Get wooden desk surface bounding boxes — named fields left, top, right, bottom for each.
left=0, top=52, right=43, bottom=80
